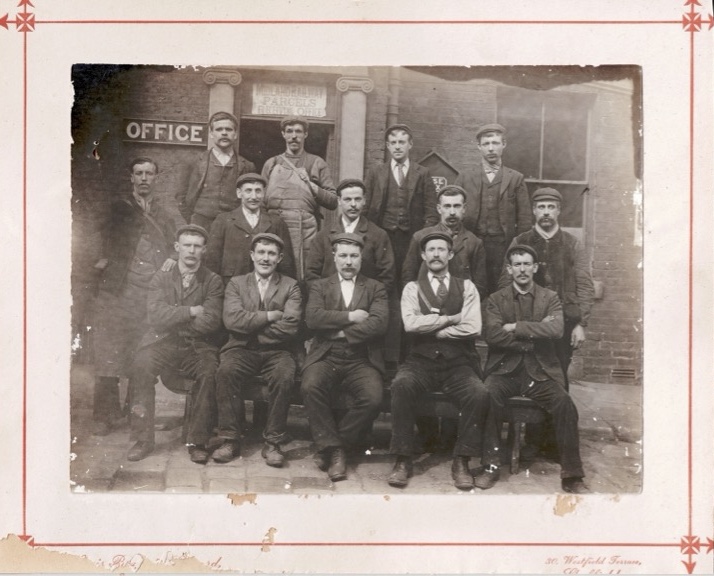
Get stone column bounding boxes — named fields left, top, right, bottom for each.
left=202, top=68, right=243, bottom=149
left=336, top=76, right=374, bottom=180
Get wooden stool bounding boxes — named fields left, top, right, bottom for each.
left=505, top=396, right=548, bottom=474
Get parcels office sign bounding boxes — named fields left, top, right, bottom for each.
left=252, top=83, right=327, bottom=118
left=123, top=119, right=208, bottom=146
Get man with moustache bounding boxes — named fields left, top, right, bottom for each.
left=402, top=185, right=487, bottom=297
left=211, top=233, right=302, bottom=467
left=301, top=233, right=389, bottom=482
left=455, top=123, right=532, bottom=295
left=474, top=245, right=588, bottom=494
left=126, top=224, right=224, bottom=463
left=262, top=116, right=337, bottom=281
left=306, top=178, right=395, bottom=293
left=91, top=157, right=182, bottom=436
left=387, top=231, right=489, bottom=490
left=205, top=173, right=296, bottom=283
left=177, top=111, right=257, bottom=230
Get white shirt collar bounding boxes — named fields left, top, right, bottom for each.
left=391, top=158, right=410, bottom=172
left=535, top=223, right=560, bottom=239
left=212, top=146, right=234, bottom=166
left=428, top=271, right=450, bottom=282
left=255, top=272, right=272, bottom=284
left=341, top=216, right=359, bottom=233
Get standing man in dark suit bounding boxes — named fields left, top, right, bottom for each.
left=364, top=123, right=438, bottom=364
left=91, top=157, right=182, bottom=436
left=306, top=178, right=395, bottom=293
left=176, top=111, right=256, bottom=230
left=388, top=232, right=489, bottom=490
left=455, top=123, right=532, bottom=295
left=212, top=233, right=302, bottom=467
left=474, top=245, right=588, bottom=494
left=126, top=224, right=224, bottom=464
left=301, top=233, right=389, bottom=482
left=204, top=173, right=296, bottom=283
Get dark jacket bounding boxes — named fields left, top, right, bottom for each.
left=304, top=273, right=389, bottom=374
left=176, top=148, right=256, bottom=222
left=483, top=283, right=565, bottom=385
left=402, top=222, right=487, bottom=296
left=204, top=207, right=296, bottom=280
left=455, top=164, right=532, bottom=243
left=305, top=215, right=395, bottom=292
left=498, top=228, right=595, bottom=327
left=222, top=272, right=302, bottom=351
left=138, top=265, right=224, bottom=349
left=364, top=162, right=439, bottom=234
left=99, top=195, right=182, bottom=294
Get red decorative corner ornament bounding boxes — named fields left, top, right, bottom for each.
left=18, top=534, right=35, bottom=547
left=682, top=0, right=714, bottom=31
left=0, top=0, right=35, bottom=32
left=706, top=538, right=714, bottom=553
left=681, top=535, right=701, bottom=554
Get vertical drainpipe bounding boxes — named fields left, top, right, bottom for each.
left=385, top=67, right=402, bottom=162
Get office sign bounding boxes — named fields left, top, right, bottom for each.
left=122, top=118, right=208, bottom=146
left=252, top=83, right=327, bottom=118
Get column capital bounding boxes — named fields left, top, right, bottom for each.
left=202, top=68, right=243, bottom=86
left=336, top=76, right=374, bottom=93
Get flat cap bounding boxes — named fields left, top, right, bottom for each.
left=236, top=172, right=267, bottom=188
left=385, top=123, right=412, bottom=139
left=420, top=230, right=453, bottom=250
left=436, top=184, right=467, bottom=201
left=336, top=178, right=366, bottom=195
left=208, top=111, right=239, bottom=127
left=531, top=187, right=563, bottom=203
left=280, top=115, right=309, bottom=131
left=330, top=232, right=365, bottom=248
left=176, top=224, right=209, bottom=242
left=476, top=123, right=506, bottom=140
left=506, top=244, right=539, bottom=263
left=251, top=232, right=284, bottom=250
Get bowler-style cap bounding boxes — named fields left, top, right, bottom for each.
left=531, top=187, right=563, bottom=203
left=420, top=231, right=453, bottom=251
left=176, top=224, right=209, bottom=242
left=280, top=116, right=309, bottom=131
left=251, top=232, right=284, bottom=250
left=330, top=232, right=365, bottom=248
left=236, top=173, right=267, bottom=188
left=506, top=244, right=539, bottom=263
left=476, top=123, right=506, bottom=140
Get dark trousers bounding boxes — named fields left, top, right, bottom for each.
left=483, top=367, right=584, bottom=479
left=301, top=352, right=383, bottom=452
left=129, top=337, right=219, bottom=446
left=216, top=347, right=296, bottom=445
left=481, top=235, right=508, bottom=296
left=390, top=355, right=489, bottom=458
left=386, top=228, right=411, bottom=363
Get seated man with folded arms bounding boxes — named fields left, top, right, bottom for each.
left=474, top=244, right=588, bottom=494
left=301, top=233, right=389, bottom=482
left=212, top=233, right=302, bottom=467
left=388, top=231, right=489, bottom=490
left=127, top=224, right=224, bottom=463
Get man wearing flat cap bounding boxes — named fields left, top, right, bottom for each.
left=388, top=231, right=489, bottom=490
left=205, top=172, right=296, bottom=283
left=177, top=111, right=257, bottom=230
left=364, top=123, right=439, bottom=364
left=302, top=233, right=389, bottom=482
left=306, top=178, right=395, bottom=292
left=262, top=116, right=337, bottom=281
left=474, top=244, right=588, bottom=494
left=498, top=187, right=595, bottom=391
left=211, top=233, right=302, bottom=467
left=126, top=224, right=224, bottom=464
left=455, top=123, right=532, bottom=295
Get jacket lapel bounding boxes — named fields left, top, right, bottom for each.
left=499, top=167, right=513, bottom=198
left=405, top=163, right=418, bottom=206
left=350, top=274, right=366, bottom=311
left=263, top=273, right=280, bottom=306
left=231, top=209, right=253, bottom=233
left=255, top=209, right=272, bottom=233
left=180, top=266, right=203, bottom=301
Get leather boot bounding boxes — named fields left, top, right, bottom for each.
left=451, top=456, right=474, bottom=490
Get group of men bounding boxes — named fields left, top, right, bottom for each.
left=89, top=111, right=594, bottom=494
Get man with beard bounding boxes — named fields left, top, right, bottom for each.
left=91, top=157, right=182, bottom=436
left=455, top=123, right=532, bottom=295
left=177, top=112, right=256, bottom=231
left=126, top=224, right=224, bottom=463
left=474, top=245, right=588, bottom=494
left=262, top=116, right=337, bottom=281
left=205, top=173, right=296, bottom=283
left=301, top=233, right=388, bottom=482
left=306, top=178, right=395, bottom=293
left=212, top=233, right=302, bottom=467
left=388, top=232, right=489, bottom=490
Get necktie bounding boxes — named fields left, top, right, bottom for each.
left=258, top=278, right=268, bottom=303
left=435, top=275, right=448, bottom=303
left=396, top=163, right=405, bottom=186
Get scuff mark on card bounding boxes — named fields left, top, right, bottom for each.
left=261, top=528, right=277, bottom=552
left=0, top=534, right=110, bottom=573
left=383, top=495, right=390, bottom=501
left=227, top=493, right=257, bottom=506
left=553, top=494, right=581, bottom=516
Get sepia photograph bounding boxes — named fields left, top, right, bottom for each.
left=69, top=64, right=643, bottom=496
